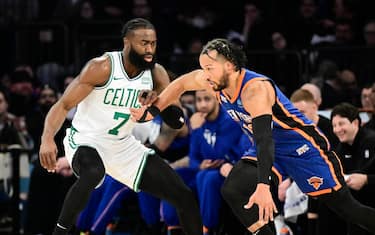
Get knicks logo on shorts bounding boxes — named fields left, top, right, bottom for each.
left=307, top=176, right=323, bottom=190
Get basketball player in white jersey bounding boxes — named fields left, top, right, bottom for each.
left=39, top=18, right=202, bottom=235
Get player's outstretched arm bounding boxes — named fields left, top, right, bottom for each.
left=155, top=69, right=207, bottom=110
left=241, top=80, right=278, bottom=223
left=39, top=56, right=111, bottom=172
left=131, top=69, right=207, bottom=122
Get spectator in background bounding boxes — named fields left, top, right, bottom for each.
left=9, top=67, right=36, bottom=117
left=331, top=102, right=375, bottom=235
left=333, top=19, right=356, bottom=46
left=314, top=19, right=358, bottom=70
left=268, top=31, right=301, bottom=97
left=319, top=60, right=349, bottom=109
left=339, top=69, right=360, bottom=107
left=26, top=86, right=61, bottom=158
left=0, top=90, right=24, bottom=147
left=363, top=20, right=375, bottom=47
left=288, top=0, right=335, bottom=49
left=0, top=89, right=25, bottom=227
left=24, top=86, right=75, bottom=235
left=36, top=62, right=65, bottom=92
left=180, top=91, right=196, bottom=116
left=161, top=89, right=250, bottom=235
left=272, top=32, right=287, bottom=51
left=131, top=0, right=152, bottom=20
left=241, top=1, right=272, bottom=50
left=300, top=83, right=322, bottom=107
left=360, top=84, right=374, bottom=122
left=0, top=85, right=32, bottom=150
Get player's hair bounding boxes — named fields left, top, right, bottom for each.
left=201, top=38, right=247, bottom=71
left=331, top=102, right=361, bottom=126
left=290, top=89, right=315, bottom=103
left=121, top=18, right=155, bottom=38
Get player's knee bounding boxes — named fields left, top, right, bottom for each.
left=84, top=165, right=105, bottom=187
left=73, top=146, right=105, bottom=186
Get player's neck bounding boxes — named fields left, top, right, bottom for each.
left=223, top=70, right=242, bottom=99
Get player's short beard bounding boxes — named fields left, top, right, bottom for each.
left=128, top=47, right=156, bottom=70
left=213, top=74, right=229, bottom=91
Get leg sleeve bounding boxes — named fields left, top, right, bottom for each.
left=138, top=154, right=202, bottom=235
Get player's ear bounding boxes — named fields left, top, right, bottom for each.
left=224, top=60, right=234, bottom=71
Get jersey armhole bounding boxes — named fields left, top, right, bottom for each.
left=94, top=53, right=114, bottom=90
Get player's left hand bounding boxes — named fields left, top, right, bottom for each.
left=244, top=183, right=278, bottom=223
left=345, top=173, right=367, bottom=191
left=138, top=90, right=158, bottom=106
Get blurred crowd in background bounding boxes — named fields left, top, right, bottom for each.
left=1, top=0, right=375, bottom=235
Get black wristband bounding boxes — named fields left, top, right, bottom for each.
left=147, top=105, right=161, bottom=117
left=138, top=105, right=160, bottom=123
left=160, top=105, right=185, bottom=129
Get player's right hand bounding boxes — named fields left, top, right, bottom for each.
left=39, top=139, right=58, bottom=172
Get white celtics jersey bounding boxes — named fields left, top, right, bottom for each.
left=72, top=51, right=153, bottom=139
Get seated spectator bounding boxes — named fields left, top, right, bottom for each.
left=24, top=86, right=75, bottom=235
left=331, top=102, right=375, bottom=235
left=0, top=89, right=25, bottom=227
left=300, top=83, right=322, bottom=107
left=161, top=90, right=251, bottom=235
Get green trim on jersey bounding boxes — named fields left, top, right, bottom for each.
left=95, top=53, right=114, bottom=90
left=117, top=52, right=145, bottom=81
left=68, top=127, right=78, bottom=149
left=133, top=149, right=155, bottom=192
left=70, top=125, right=78, bottom=132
